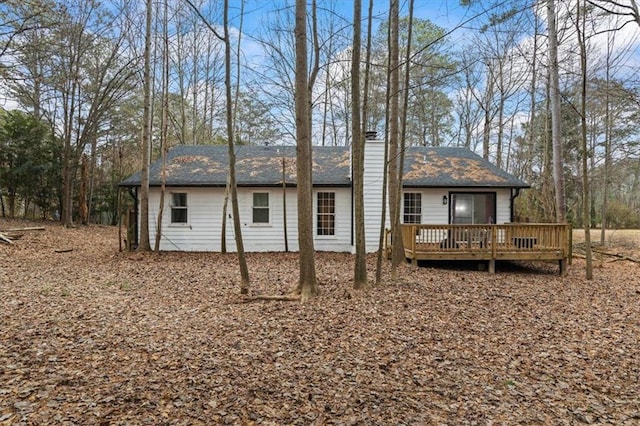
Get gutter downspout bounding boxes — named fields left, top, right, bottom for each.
left=128, top=187, right=139, bottom=248
left=510, top=188, right=521, bottom=223
left=350, top=174, right=354, bottom=248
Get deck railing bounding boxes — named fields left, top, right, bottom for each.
left=395, top=223, right=570, bottom=273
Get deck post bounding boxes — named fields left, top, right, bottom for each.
left=490, top=225, right=497, bottom=273
left=567, top=224, right=573, bottom=265
left=412, top=225, right=417, bottom=266
left=559, top=258, right=568, bottom=276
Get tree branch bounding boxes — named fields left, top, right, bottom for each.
left=182, top=0, right=225, bottom=41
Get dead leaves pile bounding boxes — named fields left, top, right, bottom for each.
left=1, top=220, right=639, bottom=425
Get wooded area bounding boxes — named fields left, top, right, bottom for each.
left=1, top=0, right=639, bottom=229
left=2, top=1, right=640, bottom=420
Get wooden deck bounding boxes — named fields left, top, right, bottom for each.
left=391, top=223, right=571, bottom=274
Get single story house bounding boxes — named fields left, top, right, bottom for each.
left=120, top=137, right=530, bottom=253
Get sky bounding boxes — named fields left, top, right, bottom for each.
left=237, top=0, right=479, bottom=37
left=228, top=0, right=503, bottom=82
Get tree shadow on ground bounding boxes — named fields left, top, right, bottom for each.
left=414, top=259, right=559, bottom=275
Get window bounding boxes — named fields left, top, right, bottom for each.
left=451, top=193, right=496, bottom=224
left=317, top=192, right=335, bottom=236
left=403, top=193, right=422, bottom=224
left=170, top=192, right=188, bottom=223
left=252, top=192, right=270, bottom=224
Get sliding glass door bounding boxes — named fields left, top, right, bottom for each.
left=450, top=193, right=496, bottom=224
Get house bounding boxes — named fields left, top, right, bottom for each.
left=120, top=136, right=532, bottom=254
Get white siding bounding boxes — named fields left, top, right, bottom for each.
left=400, top=188, right=513, bottom=225
left=148, top=187, right=225, bottom=252
left=313, top=188, right=352, bottom=252
left=495, top=190, right=512, bottom=223
left=362, top=139, right=388, bottom=252
left=147, top=186, right=352, bottom=252
left=140, top=149, right=516, bottom=252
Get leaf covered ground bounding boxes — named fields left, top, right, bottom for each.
left=1, top=220, right=639, bottom=425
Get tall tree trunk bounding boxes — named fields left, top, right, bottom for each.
left=88, top=131, right=97, bottom=223
left=155, top=0, right=170, bottom=253
left=525, top=15, right=539, bottom=219
left=577, top=0, right=592, bottom=279
left=548, top=0, right=566, bottom=223
left=79, top=154, right=89, bottom=225
left=294, top=0, right=318, bottom=301
left=61, top=83, right=77, bottom=227
left=601, top=32, right=613, bottom=244
left=352, top=0, right=367, bottom=289
left=221, top=179, right=229, bottom=253
left=138, top=0, right=153, bottom=251
left=482, top=65, right=494, bottom=161
left=223, top=0, right=250, bottom=294
left=496, top=84, right=505, bottom=168
left=361, top=0, right=383, bottom=285
left=232, top=0, right=244, bottom=142
left=398, top=0, right=414, bottom=240
left=388, top=0, right=404, bottom=277
left=282, top=157, right=289, bottom=252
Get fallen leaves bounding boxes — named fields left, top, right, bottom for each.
left=1, top=219, right=639, bottom=424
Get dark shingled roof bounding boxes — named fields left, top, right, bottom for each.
left=120, top=145, right=528, bottom=188
left=120, top=145, right=351, bottom=187
left=402, top=147, right=529, bottom=188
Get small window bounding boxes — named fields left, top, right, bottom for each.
left=317, top=192, right=335, bottom=236
left=252, top=192, right=270, bottom=224
left=403, top=193, right=421, bottom=224
left=171, top=192, right=188, bottom=223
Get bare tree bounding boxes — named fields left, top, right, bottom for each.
left=352, top=0, right=367, bottom=289
left=154, top=0, right=170, bottom=252
left=223, top=0, right=250, bottom=294
left=576, top=0, right=593, bottom=279
left=454, top=51, right=484, bottom=150
left=184, top=0, right=251, bottom=293
left=548, top=0, right=567, bottom=223
left=399, top=0, right=415, bottom=240
left=294, top=0, right=318, bottom=300
left=138, top=0, right=153, bottom=250
left=587, top=0, right=640, bottom=27
left=600, top=40, right=613, bottom=245
left=521, top=11, right=542, bottom=219
left=387, top=0, right=404, bottom=277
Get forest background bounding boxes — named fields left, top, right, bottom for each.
left=0, top=0, right=639, bottom=231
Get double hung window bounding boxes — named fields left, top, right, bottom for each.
left=317, top=192, right=335, bottom=236
left=252, top=192, right=270, bottom=224
left=170, top=193, right=188, bottom=224
left=403, top=193, right=422, bottom=224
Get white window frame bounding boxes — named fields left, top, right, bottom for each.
left=403, top=192, right=422, bottom=224
left=316, top=191, right=336, bottom=237
left=170, top=192, right=188, bottom=225
left=251, top=191, right=271, bottom=225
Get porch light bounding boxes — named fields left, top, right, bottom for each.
left=442, top=195, right=448, bottom=205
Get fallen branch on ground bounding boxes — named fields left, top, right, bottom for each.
left=240, top=294, right=301, bottom=303
left=3, top=226, right=46, bottom=232
left=580, top=248, right=640, bottom=264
